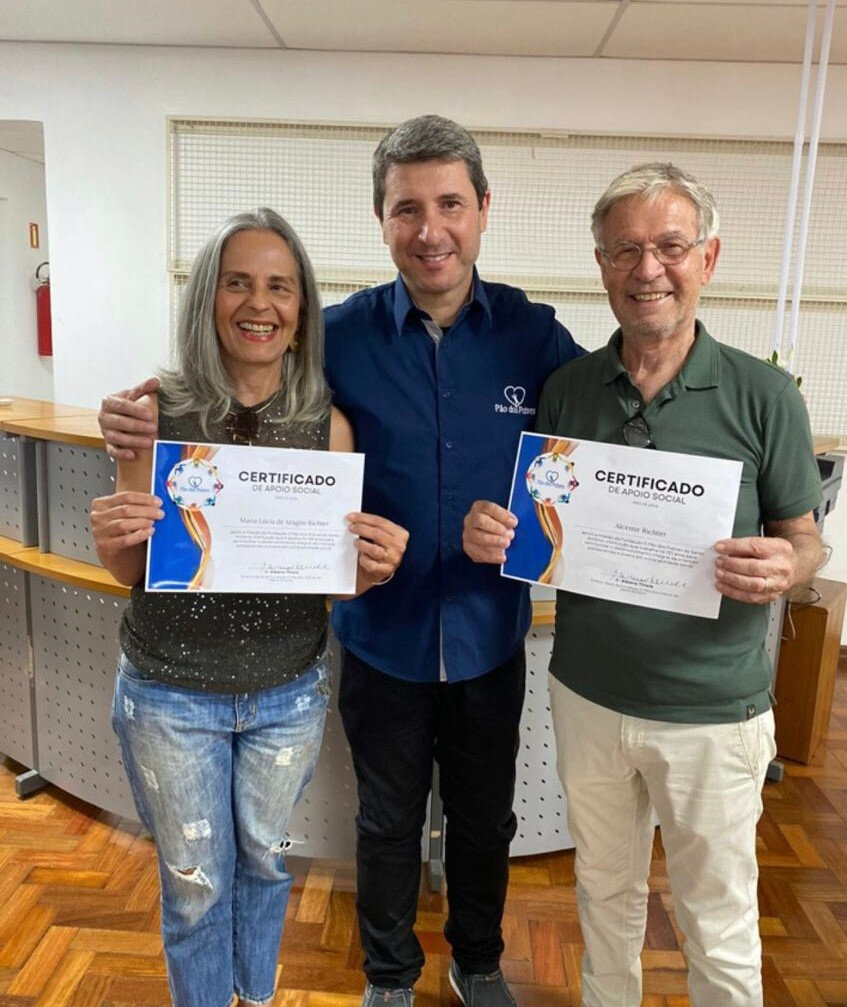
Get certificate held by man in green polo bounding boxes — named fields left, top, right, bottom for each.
left=503, top=431, right=742, bottom=619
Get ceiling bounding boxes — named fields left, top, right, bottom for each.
left=0, top=0, right=845, bottom=64
left=2, top=1, right=844, bottom=163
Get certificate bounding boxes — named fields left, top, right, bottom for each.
left=502, top=432, right=742, bottom=619
left=146, top=440, right=364, bottom=594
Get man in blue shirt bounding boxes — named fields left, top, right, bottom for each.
left=324, top=117, right=581, bottom=1007
left=97, top=115, right=582, bottom=1007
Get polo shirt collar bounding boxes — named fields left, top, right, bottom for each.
left=600, top=320, right=719, bottom=389
left=391, top=268, right=492, bottom=336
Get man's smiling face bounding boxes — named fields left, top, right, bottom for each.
left=379, top=158, right=489, bottom=313
left=596, top=189, right=719, bottom=344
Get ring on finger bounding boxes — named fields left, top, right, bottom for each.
left=762, top=576, right=770, bottom=593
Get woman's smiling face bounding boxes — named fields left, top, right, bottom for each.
left=214, top=228, right=302, bottom=378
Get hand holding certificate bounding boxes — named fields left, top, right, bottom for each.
left=500, top=432, right=742, bottom=619
left=146, top=440, right=365, bottom=594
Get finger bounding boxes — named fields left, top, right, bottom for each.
left=123, top=376, right=160, bottom=402
left=346, top=513, right=408, bottom=538
left=715, top=581, right=780, bottom=605
left=470, top=500, right=518, bottom=527
left=97, top=525, right=156, bottom=553
left=92, top=511, right=164, bottom=534
left=356, top=551, right=393, bottom=577
left=91, top=493, right=163, bottom=512
left=465, top=526, right=513, bottom=548
left=466, top=511, right=516, bottom=538
left=103, top=430, right=156, bottom=450
left=347, top=521, right=407, bottom=550
left=466, top=545, right=508, bottom=564
left=95, top=514, right=157, bottom=538
left=101, top=395, right=157, bottom=428
left=105, top=445, right=139, bottom=462
left=715, top=556, right=788, bottom=579
left=714, top=537, right=789, bottom=559
left=715, top=568, right=785, bottom=596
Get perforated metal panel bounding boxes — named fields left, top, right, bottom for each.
left=287, top=641, right=358, bottom=858
left=0, top=433, right=37, bottom=544
left=30, top=576, right=136, bottom=819
left=43, top=443, right=114, bottom=563
left=512, top=625, right=573, bottom=855
left=0, top=434, right=22, bottom=539
left=0, top=562, right=34, bottom=767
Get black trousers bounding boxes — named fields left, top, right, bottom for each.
left=338, top=646, right=526, bottom=987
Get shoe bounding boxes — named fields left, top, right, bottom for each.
left=360, top=982, right=415, bottom=1007
left=448, top=961, right=516, bottom=1007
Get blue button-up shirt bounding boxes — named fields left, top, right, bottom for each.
left=324, top=272, right=583, bottom=682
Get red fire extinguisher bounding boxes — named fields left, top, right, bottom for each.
left=35, top=261, right=52, bottom=357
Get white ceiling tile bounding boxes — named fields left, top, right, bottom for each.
left=604, top=2, right=846, bottom=62
left=260, top=0, right=618, bottom=56
left=0, top=120, right=44, bottom=162
left=0, top=0, right=280, bottom=47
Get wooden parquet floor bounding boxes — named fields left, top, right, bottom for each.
left=1, top=671, right=846, bottom=1007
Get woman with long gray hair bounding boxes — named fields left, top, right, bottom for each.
left=90, top=208, right=407, bottom=1007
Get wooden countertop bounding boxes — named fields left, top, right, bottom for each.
left=0, top=396, right=96, bottom=426
left=1, top=412, right=105, bottom=448
left=0, top=538, right=130, bottom=598
left=812, top=435, right=842, bottom=456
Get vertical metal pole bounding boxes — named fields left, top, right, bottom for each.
left=772, top=0, right=817, bottom=359
left=786, top=0, right=837, bottom=363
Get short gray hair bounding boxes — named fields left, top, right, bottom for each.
left=591, top=162, right=720, bottom=245
left=372, top=114, right=488, bottom=218
left=159, top=208, right=330, bottom=433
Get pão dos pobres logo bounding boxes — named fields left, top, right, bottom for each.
left=526, top=452, right=579, bottom=506
left=166, top=459, right=224, bottom=510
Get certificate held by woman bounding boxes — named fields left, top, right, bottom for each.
left=146, top=439, right=364, bottom=594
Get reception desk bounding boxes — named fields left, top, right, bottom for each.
left=0, top=398, right=570, bottom=863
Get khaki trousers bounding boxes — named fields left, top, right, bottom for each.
left=549, top=677, right=775, bottom=1007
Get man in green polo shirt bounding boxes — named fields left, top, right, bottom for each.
left=463, top=163, right=824, bottom=1007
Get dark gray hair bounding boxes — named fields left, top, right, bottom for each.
left=159, top=208, right=330, bottom=432
left=372, top=114, right=488, bottom=218
left=591, top=162, right=720, bottom=245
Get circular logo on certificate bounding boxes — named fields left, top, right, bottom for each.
left=166, top=459, right=224, bottom=510
left=526, top=452, right=579, bottom=506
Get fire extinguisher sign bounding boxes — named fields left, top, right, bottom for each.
left=29, top=222, right=39, bottom=248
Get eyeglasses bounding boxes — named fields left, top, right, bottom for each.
left=622, top=413, right=655, bottom=449
left=599, top=237, right=705, bottom=271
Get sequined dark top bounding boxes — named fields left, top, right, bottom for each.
left=120, top=394, right=331, bottom=693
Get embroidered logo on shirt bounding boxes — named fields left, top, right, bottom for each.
left=495, top=385, right=535, bottom=416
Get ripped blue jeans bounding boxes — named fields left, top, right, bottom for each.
left=112, top=650, right=330, bottom=1007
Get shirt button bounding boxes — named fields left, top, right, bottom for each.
left=442, top=391, right=452, bottom=400
left=630, top=399, right=641, bottom=411
left=445, top=441, right=453, bottom=450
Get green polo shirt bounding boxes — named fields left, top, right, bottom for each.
left=536, top=322, right=821, bottom=724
